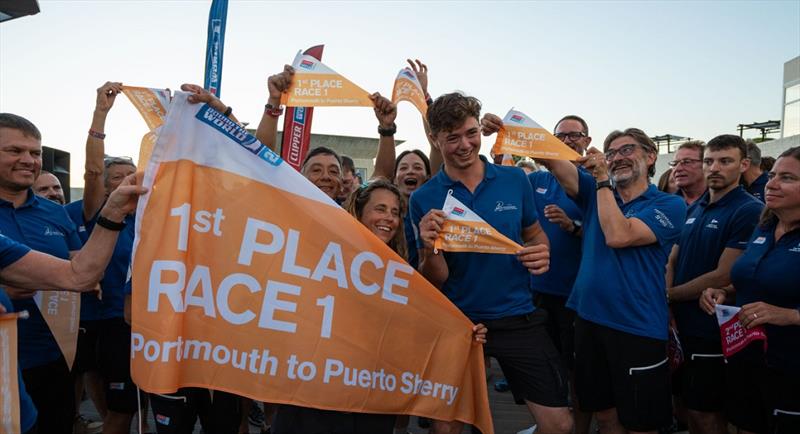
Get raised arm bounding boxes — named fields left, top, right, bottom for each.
left=0, top=176, right=146, bottom=290
left=83, top=81, right=122, bottom=221
left=256, top=65, right=294, bottom=152
left=180, top=83, right=239, bottom=123
left=369, top=93, right=398, bottom=181
left=408, top=59, right=443, bottom=176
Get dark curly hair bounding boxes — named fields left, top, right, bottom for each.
left=344, top=179, right=408, bottom=261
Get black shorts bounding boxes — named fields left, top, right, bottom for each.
left=677, top=335, right=726, bottom=412
left=97, top=317, right=138, bottom=413
left=150, top=388, right=242, bottom=434
left=21, top=356, right=75, bottom=434
left=761, top=367, right=800, bottom=434
left=534, top=293, right=576, bottom=369
left=482, top=310, right=569, bottom=408
left=573, top=317, right=672, bottom=432
left=272, top=405, right=395, bottom=434
left=74, top=320, right=100, bottom=374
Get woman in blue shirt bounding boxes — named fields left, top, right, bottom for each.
left=701, top=146, right=800, bottom=434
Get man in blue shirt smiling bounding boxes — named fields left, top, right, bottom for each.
left=542, top=127, right=686, bottom=434
left=410, top=92, right=573, bottom=434
left=667, top=134, right=762, bottom=434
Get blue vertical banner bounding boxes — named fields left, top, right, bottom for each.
left=203, top=0, right=228, bottom=97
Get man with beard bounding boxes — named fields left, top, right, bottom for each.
left=666, top=135, right=762, bottom=434
left=412, top=93, right=573, bottom=434
left=670, top=141, right=706, bottom=206
left=541, top=128, right=685, bottom=434
left=32, top=170, right=66, bottom=205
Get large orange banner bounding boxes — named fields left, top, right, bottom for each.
left=131, top=93, right=493, bottom=433
left=435, top=193, right=523, bottom=254
left=0, top=312, right=22, bottom=433
left=34, top=290, right=79, bottom=370
left=281, top=51, right=373, bottom=107
left=491, top=109, right=581, bottom=161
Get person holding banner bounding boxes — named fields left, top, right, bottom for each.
left=531, top=126, right=685, bottom=434
left=700, top=146, right=800, bottom=434
left=665, top=135, right=762, bottom=434
left=411, top=93, right=573, bottom=434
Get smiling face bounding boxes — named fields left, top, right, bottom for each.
left=359, top=188, right=401, bottom=244
left=394, top=152, right=429, bottom=198
left=0, top=127, right=42, bottom=193
left=672, top=147, right=705, bottom=189
left=433, top=117, right=482, bottom=171
left=554, top=118, right=591, bottom=155
left=605, top=135, right=654, bottom=188
left=302, top=153, right=343, bottom=200
left=764, top=155, right=800, bottom=214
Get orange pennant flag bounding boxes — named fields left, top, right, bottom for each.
left=130, top=94, right=493, bottom=433
left=391, top=67, right=427, bottom=116
left=281, top=51, right=373, bottom=107
left=491, top=109, right=581, bottom=161
left=33, top=291, right=80, bottom=370
left=434, top=192, right=523, bottom=254
left=122, top=86, right=172, bottom=172
left=0, top=312, right=25, bottom=434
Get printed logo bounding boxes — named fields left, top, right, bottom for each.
left=44, top=226, right=65, bottom=237
left=510, top=114, right=524, bottom=123
left=685, top=217, right=696, bottom=225
left=535, top=187, right=547, bottom=195
left=197, top=104, right=282, bottom=166
left=654, top=209, right=674, bottom=229
left=494, top=201, right=519, bottom=212
left=789, top=242, right=800, bottom=253
left=156, top=414, right=171, bottom=425
left=402, top=69, right=415, bottom=80
left=452, top=207, right=465, bottom=217
left=753, top=236, right=767, bottom=244
left=293, top=106, right=306, bottom=124
left=706, top=218, right=719, bottom=230
left=78, top=225, right=86, bottom=233
left=299, top=59, right=315, bottom=70
left=109, top=382, right=125, bottom=390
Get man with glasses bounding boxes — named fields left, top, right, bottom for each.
left=666, top=135, right=762, bottom=434
left=539, top=128, right=685, bottom=434
left=413, top=93, right=573, bottom=434
left=670, top=141, right=707, bottom=206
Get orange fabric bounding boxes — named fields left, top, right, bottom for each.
left=0, top=313, right=21, bottom=433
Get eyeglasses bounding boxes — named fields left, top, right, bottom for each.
left=554, top=131, right=586, bottom=141
left=604, top=144, right=639, bottom=160
left=104, top=156, right=135, bottom=168
left=668, top=158, right=702, bottom=168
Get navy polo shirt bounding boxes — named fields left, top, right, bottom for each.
left=409, top=156, right=539, bottom=321
left=672, top=187, right=762, bottom=341
left=0, top=190, right=81, bottom=369
left=745, top=172, right=768, bottom=202
left=731, top=221, right=800, bottom=377
left=568, top=170, right=686, bottom=340
left=0, top=288, right=38, bottom=433
left=528, top=170, right=583, bottom=298
left=403, top=212, right=419, bottom=269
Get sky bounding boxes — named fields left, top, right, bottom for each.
left=1, top=0, right=799, bottom=187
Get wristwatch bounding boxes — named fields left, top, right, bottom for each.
left=378, top=123, right=397, bottom=137
left=571, top=219, right=583, bottom=236
left=596, top=179, right=613, bottom=191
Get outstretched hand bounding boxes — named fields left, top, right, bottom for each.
left=95, top=82, right=123, bottom=114
left=268, top=65, right=295, bottom=99
left=480, top=113, right=503, bottom=136
left=369, top=92, right=397, bottom=129
left=406, top=59, right=429, bottom=95
left=101, top=174, right=149, bottom=221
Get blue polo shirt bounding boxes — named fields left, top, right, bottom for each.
left=0, top=287, right=38, bottom=434
left=568, top=170, right=686, bottom=340
left=745, top=172, right=768, bottom=202
left=403, top=213, right=419, bottom=269
left=64, top=199, right=135, bottom=320
left=672, top=187, right=762, bottom=341
left=731, top=220, right=800, bottom=377
left=409, top=156, right=539, bottom=321
left=0, top=190, right=81, bottom=369
left=528, top=170, right=583, bottom=298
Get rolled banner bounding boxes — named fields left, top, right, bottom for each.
left=122, top=86, right=172, bottom=132
left=281, top=51, right=373, bottom=107
left=391, top=67, right=427, bottom=116
left=491, top=109, right=581, bottom=161
left=715, top=304, right=767, bottom=358
left=434, top=191, right=523, bottom=254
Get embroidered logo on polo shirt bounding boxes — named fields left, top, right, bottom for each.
left=789, top=243, right=800, bottom=253
left=77, top=225, right=86, bottom=233
left=685, top=217, right=696, bottom=225
left=156, top=414, right=171, bottom=425
left=654, top=209, right=674, bottom=229
left=706, top=219, right=719, bottom=230
left=753, top=236, right=767, bottom=244
left=109, top=382, right=125, bottom=390
left=494, top=201, right=518, bottom=212
left=535, top=187, right=547, bottom=194
left=43, top=226, right=64, bottom=236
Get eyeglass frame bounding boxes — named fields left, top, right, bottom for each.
left=104, top=156, right=136, bottom=168
left=668, top=158, right=702, bottom=168
left=554, top=131, right=587, bottom=141
left=603, top=143, right=642, bottom=161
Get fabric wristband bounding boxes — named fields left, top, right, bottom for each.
left=88, top=129, right=106, bottom=140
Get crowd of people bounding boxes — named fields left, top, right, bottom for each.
left=1, top=58, right=798, bottom=434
